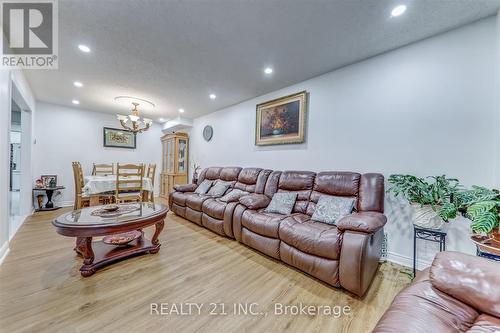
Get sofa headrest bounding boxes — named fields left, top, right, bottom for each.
left=279, top=171, right=315, bottom=191
left=430, top=251, right=500, bottom=318
left=358, top=173, right=384, bottom=212
left=204, top=167, right=222, bottom=180
left=238, top=168, right=262, bottom=184
left=220, top=167, right=242, bottom=181
left=314, top=172, right=361, bottom=196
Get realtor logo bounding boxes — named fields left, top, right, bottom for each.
left=1, top=0, right=58, bottom=69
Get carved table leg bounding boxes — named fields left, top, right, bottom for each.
left=74, top=237, right=84, bottom=256
left=76, top=237, right=95, bottom=277
left=149, top=221, right=164, bottom=254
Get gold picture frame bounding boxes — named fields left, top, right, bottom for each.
left=255, top=91, right=307, bottom=146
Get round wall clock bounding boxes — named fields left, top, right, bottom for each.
left=203, top=125, right=213, bottom=142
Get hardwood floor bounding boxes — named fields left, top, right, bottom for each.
left=0, top=207, right=411, bottom=333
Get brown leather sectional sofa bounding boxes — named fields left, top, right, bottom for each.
left=169, top=167, right=386, bottom=297
left=373, top=251, right=500, bottom=332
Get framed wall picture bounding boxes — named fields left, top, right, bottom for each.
left=103, top=127, right=136, bottom=149
left=41, top=175, right=57, bottom=188
left=255, top=91, right=307, bottom=146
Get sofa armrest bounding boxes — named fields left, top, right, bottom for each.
left=173, top=184, right=198, bottom=192
left=239, top=194, right=270, bottom=210
left=336, top=212, right=387, bottom=233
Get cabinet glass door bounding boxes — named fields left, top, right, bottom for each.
left=178, top=139, right=187, bottom=174
left=166, top=139, right=174, bottom=173
left=162, top=140, right=167, bottom=172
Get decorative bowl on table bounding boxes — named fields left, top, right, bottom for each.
left=103, top=230, right=142, bottom=246
left=103, top=204, right=119, bottom=212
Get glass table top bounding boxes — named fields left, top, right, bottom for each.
left=55, top=202, right=167, bottom=226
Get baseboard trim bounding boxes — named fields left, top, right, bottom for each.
left=386, top=251, right=432, bottom=271
left=58, top=200, right=74, bottom=208
left=0, top=242, right=10, bottom=266
left=9, top=214, right=28, bottom=241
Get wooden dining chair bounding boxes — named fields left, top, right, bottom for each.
left=72, top=161, right=90, bottom=209
left=144, top=163, right=156, bottom=202
left=116, top=163, right=144, bottom=203
left=92, top=163, right=114, bottom=176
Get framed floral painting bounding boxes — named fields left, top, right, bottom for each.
left=255, top=91, right=307, bottom=146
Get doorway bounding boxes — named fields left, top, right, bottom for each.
left=9, top=101, right=21, bottom=218
left=9, top=84, right=32, bottom=240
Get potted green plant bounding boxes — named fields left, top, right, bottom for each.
left=387, top=174, right=460, bottom=229
left=453, top=186, right=499, bottom=233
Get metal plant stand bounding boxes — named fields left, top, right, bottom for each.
left=413, top=225, right=448, bottom=277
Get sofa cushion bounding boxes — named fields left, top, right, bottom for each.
left=202, top=167, right=222, bottom=181
left=195, top=180, right=213, bottom=195
left=220, top=189, right=249, bottom=203
left=234, top=168, right=262, bottom=193
left=219, top=167, right=242, bottom=181
left=279, top=215, right=342, bottom=260
left=241, top=210, right=286, bottom=238
left=265, top=192, right=297, bottom=215
left=306, top=172, right=360, bottom=216
left=202, top=199, right=226, bottom=220
left=311, top=195, right=355, bottom=224
left=277, top=171, right=315, bottom=214
left=186, top=194, right=211, bottom=211
left=207, top=182, right=230, bottom=197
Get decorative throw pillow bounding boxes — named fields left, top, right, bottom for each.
left=264, top=192, right=298, bottom=215
left=194, top=180, right=213, bottom=195
left=214, top=179, right=233, bottom=187
left=311, top=195, right=355, bottom=225
left=207, top=183, right=230, bottom=197
left=219, top=189, right=249, bottom=202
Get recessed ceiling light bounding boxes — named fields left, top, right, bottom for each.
left=391, top=5, right=406, bottom=17
left=209, top=94, right=216, bottom=100
left=159, top=118, right=166, bottom=122
left=72, top=99, right=80, bottom=105
left=178, top=108, right=185, bottom=113
left=264, top=67, right=273, bottom=74
left=73, top=81, right=83, bottom=87
left=78, top=44, right=91, bottom=53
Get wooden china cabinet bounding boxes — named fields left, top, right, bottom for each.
left=160, top=132, right=189, bottom=199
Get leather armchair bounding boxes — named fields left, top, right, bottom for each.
left=373, top=251, right=500, bottom=332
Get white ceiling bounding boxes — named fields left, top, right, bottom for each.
left=26, top=0, right=500, bottom=121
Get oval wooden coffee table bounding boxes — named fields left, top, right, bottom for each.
left=53, top=202, right=168, bottom=277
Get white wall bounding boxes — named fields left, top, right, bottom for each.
left=190, top=17, right=497, bottom=269
left=33, top=102, right=163, bottom=206
left=0, top=68, right=36, bottom=264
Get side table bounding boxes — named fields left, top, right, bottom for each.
left=413, top=225, right=448, bottom=277
left=33, top=186, right=65, bottom=211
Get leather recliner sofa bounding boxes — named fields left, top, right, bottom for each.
left=169, top=167, right=386, bottom=297
left=169, top=167, right=272, bottom=238
left=373, top=251, right=500, bottom=332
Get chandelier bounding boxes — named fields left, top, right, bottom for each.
left=115, top=97, right=154, bottom=134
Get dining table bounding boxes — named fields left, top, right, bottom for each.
left=83, top=175, right=154, bottom=205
